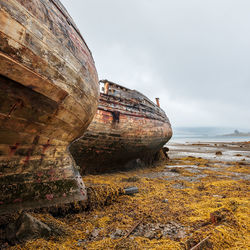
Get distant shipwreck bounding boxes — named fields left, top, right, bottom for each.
left=0, top=0, right=99, bottom=214
left=70, top=80, right=172, bottom=173
left=0, top=0, right=172, bottom=214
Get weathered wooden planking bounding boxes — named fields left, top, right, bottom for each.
left=0, top=0, right=99, bottom=214
left=70, top=80, right=172, bottom=174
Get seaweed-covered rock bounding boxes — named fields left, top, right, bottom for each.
left=6, top=213, right=51, bottom=244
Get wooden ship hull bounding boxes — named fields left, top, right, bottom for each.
left=70, top=80, right=172, bottom=174
left=0, top=0, right=99, bottom=214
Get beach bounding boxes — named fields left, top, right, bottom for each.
left=2, top=140, right=248, bottom=249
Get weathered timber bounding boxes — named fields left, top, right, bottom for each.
left=0, top=0, right=99, bottom=214
left=70, top=80, right=172, bottom=173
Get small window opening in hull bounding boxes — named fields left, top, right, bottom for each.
left=112, top=111, right=120, bottom=123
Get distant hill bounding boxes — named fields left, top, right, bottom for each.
left=221, top=130, right=250, bottom=137
left=173, top=127, right=239, bottom=138
left=172, top=127, right=250, bottom=139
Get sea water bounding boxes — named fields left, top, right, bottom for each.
left=170, top=126, right=250, bottom=143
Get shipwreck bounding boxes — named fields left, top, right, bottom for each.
left=70, top=80, right=172, bottom=173
left=0, top=0, right=99, bottom=214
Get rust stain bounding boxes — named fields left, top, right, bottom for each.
left=37, top=172, right=43, bottom=177
left=9, top=142, right=20, bottom=157
left=23, top=148, right=32, bottom=165
left=42, top=139, right=51, bottom=154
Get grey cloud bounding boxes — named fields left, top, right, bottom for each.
left=61, top=0, right=250, bottom=129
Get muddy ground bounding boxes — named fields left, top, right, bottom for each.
left=1, top=141, right=249, bottom=249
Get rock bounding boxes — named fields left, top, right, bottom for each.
left=215, top=151, right=222, bottom=156
left=6, top=213, right=51, bottom=244
left=115, top=228, right=123, bottom=235
left=170, top=167, right=181, bottom=173
left=77, top=239, right=85, bottom=246
left=144, top=231, right=155, bottom=239
left=213, top=195, right=224, bottom=198
left=91, top=228, right=100, bottom=238
left=176, top=230, right=186, bottom=239
left=197, top=183, right=206, bottom=191
left=110, top=228, right=123, bottom=239
left=110, top=234, right=115, bottom=239
left=172, top=183, right=187, bottom=189
left=132, top=222, right=186, bottom=240
left=210, top=208, right=231, bottom=224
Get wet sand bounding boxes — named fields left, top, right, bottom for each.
left=169, top=141, right=250, bottom=163
left=163, top=141, right=250, bottom=182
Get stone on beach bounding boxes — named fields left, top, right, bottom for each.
left=216, top=151, right=223, bottom=155
left=6, top=213, right=51, bottom=244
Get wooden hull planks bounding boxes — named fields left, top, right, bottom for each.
left=70, top=80, right=172, bottom=174
left=0, top=0, right=99, bottom=214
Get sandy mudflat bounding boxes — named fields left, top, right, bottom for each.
left=169, top=141, right=250, bottom=164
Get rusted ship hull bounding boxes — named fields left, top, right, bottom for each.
left=0, top=0, right=99, bottom=214
left=70, top=80, right=172, bottom=174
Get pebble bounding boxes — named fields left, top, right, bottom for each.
left=110, top=228, right=123, bottom=239
left=91, top=228, right=100, bottom=238
left=144, top=231, right=155, bottom=239
left=213, top=195, right=223, bottom=198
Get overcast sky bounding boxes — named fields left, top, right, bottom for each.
left=61, top=0, right=250, bottom=129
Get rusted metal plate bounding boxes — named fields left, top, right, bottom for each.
left=70, top=80, right=172, bottom=174
left=0, top=0, right=99, bottom=214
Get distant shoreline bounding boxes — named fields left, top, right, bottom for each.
left=170, top=136, right=250, bottom=143
left=171, top=128, right=250, bottom=144
left=220, top=133, right=250, bottom=137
